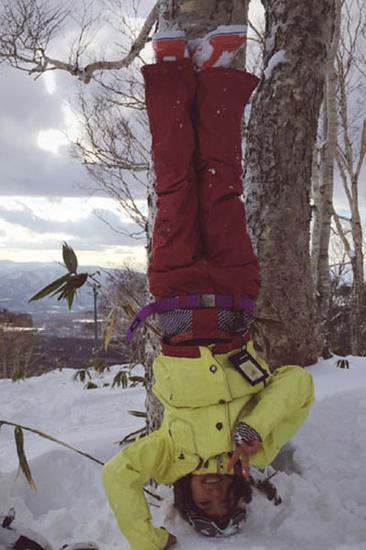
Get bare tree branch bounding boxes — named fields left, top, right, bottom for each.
left=0, top=0, right=159, bottom=82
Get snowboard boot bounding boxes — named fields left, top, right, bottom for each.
left=152, top=30, right=188, bottom=63
left=0, top=508, right=99, bottom=550
left=191, top=25, right=247, bottom=70
left=1, top=508, right=52, bottom=549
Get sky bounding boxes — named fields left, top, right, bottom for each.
left=0, top=0, right=364, bottom=270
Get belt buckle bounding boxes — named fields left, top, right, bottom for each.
left=200, top=294, right=215, bottom=307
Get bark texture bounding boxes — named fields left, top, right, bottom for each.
left=144, top=172, right=163, bottom=434
left=160, top=0, right=249, bottom=38
left=246, top=0, right=336, bottom=367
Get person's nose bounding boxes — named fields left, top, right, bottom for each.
left=205, top=484, right=223, bottom=495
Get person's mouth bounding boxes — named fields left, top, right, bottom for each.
left=202, top=474, right=224, bottom=485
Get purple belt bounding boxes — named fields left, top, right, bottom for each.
left=126, top=294, right=256, bottom=341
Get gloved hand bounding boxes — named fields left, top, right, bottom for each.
left=227, top=440, right=261, bottom=479
left=164, top=532, right=177, bottom=548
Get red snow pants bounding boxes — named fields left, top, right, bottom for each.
left=142, top=59, right=260, bottom=301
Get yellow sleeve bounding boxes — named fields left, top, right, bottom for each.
left=103, top=429, right=172, bottom=550
left=240, top=365, right=314, bottom=466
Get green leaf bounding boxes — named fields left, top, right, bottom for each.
left=128, top=410, right=147, bottom=419
left=104, top=309, right=117, bottom=351
left=52, top=274, right=88, bottom=309
left=63, top=242, right=78, bottom=273
left=72, top=273, right=88, bottom=289
left=93, top=357, right=110, bottom=374
left=112, top=371, right=129, bottom=389
left=129, top=376, right=145, bottom=387
left=11, top=368, right=26, bottom=382
left=14, top=427, right=36, bottom=490
left=73, top=369, right=91, bottom=383
left=66, top=288, right=75, bottom=310
left=84, top=381, right=98, bottom=390
left=119, top=426, right=146, bottom=446
left=29, top=273, right=70, bottom=302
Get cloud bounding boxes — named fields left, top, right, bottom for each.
left=0, top=66, right=93, bottom=197
left=0, top=202, right=142, bottom=247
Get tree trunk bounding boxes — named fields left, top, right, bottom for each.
left=312, top=0, right=341, bottom=358
left=350, top=182, right=365, bottom=355
left=159, top=0, right=249, bottom=38
left=144, top=0, right=250, bottom=433
left=246, top=0, right=336, bottom=367
left=144, top=171, right=164, bottom=434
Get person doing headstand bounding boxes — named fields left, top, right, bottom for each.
left=103, top=25, right=314, bottom=550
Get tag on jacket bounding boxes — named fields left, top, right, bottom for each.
left=229, top=348, right=269, bottom=386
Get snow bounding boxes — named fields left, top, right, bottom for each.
left=263, top=50, right=287, bottom=79
left=1, top=356, right=366, bottom=549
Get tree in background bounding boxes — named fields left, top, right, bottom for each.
left=246, top=0, right=336, bottom=367
left=311, top=0, right=341, bottom=359
left=333, top=0, right=366, bottom=355
left=311, top=0, right=366, bottom=358
left=0, top=310, right=40, bottom=379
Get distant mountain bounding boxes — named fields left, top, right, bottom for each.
left=0, top=260, right=113, bottom=313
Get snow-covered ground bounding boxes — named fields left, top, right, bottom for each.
left=1, top=356, right=366, bottom=550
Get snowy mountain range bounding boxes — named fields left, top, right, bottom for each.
left=0, top=260, right=113, bottom=313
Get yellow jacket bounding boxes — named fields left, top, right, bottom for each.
left=103, top=341, right=314, bottom=550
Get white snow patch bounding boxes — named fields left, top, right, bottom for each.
left=214, top=50, right=235, bottom=68
left=264, top=50, right=287, bottom=79
left=1, top=356, right=366, bottom=548
left=192, top=41, right=214, bottom=68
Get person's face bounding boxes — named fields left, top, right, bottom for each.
left=191, top=474, right=236, bottom=518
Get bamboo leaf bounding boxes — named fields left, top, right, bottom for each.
left=122, top=303, right=137, bottom=320
left=93, top=357, right=109, bottom=374
left=72, top=273, right=88, bottom=288
left=66, top=288, right=76, bottom=310
left=29, top=274, right=70, bottom=302
left=118, top=426, right=146, bottom=446
left=73, top=369, right=91, bottom=383
left=112, top=371, right=129, bottom=388
left=50, top=281, right=69, bottom=298
left=128, top=410, right=147, bottom=418
left=14, top=427, right=36, bottom=490
left=104, top=309, right=117, bottom=351
left=84, top=381, right=98, bottom=390
left=129, top=376, right=145, bottom=384
left=63, top=242, right=78, bottom=273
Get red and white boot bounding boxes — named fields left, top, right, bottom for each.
left=191, top=25, right=247, bottom=70
left=152, top=30, right=188, bottom=63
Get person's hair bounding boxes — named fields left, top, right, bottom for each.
left=173, top=474, right=252, bottom=528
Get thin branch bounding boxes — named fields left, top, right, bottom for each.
left=39, top=2, right=159, bottom=82
left=332, top=208, right=351, bottom=255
